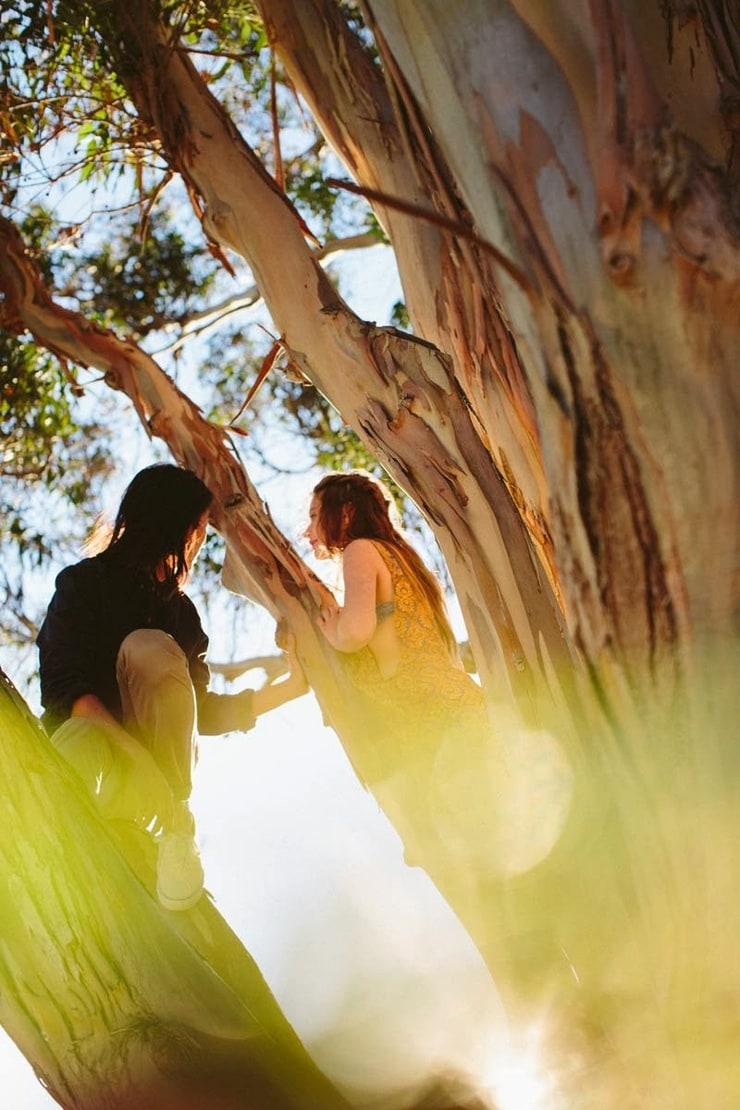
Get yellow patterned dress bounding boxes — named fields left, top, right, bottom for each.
left=340, top=541, right=496, bottom=868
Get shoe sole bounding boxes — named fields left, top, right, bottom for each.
left=156, top=882, right=203, bottom=912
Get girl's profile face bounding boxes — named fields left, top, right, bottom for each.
left=184, top=510, right=209, bottom=568
left=306, top=496, right=330, bottom=558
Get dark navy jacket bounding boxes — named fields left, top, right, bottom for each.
left=37, top=552, right=253, bottom=736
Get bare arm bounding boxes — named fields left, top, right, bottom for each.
left=251, top=637, right=309, bottom=717
left=251, top=670, right=308, bottom=716
left=316, top=539, right=380, bottom=652
left=199, top=635, right=309, bottom=733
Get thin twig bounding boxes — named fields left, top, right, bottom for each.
left=326, top=176, right=531, bottom=291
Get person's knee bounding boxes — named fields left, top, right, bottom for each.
left=117, top=629, right=188, bottom=686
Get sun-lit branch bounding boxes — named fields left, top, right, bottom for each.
left=208, top=653, right=288, bottom=684
left=152, top=230, right=386, bottom=356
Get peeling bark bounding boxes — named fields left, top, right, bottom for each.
left=259, top=0, right=556, bottom=577
left=365, top=0, right=739, bottom=671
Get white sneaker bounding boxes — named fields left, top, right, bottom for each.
left=156, top=832, right=204, bottom=911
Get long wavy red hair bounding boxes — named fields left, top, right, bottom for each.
left=312, top=471, right=457, bottom=656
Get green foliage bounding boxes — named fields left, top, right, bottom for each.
left=74, top=211, right=220, bottom=338
left=1, top=0, right=374, bottom=265
left=0, top=339, right=77, bottom=479
left=0, top=196, right=216, bottom=637
left=390, top=299, right=410, bottom=330
left=1, top=336, right=91, bottom=487
left=0, top=1, right=141, bottom=203
left=0, top=0, right=406, bottom=652
left=0, top=331, right=116, bottom=648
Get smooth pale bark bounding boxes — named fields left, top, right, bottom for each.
left=0, top=670, right=351, bottom=1110
left=365, top=0, right=739, bottom=670
left=257, top=0, right=557, bottom=576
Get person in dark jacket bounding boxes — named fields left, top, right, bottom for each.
left=37, top=464, right=307, bottom=911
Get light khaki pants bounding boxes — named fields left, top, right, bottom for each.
left=52, top=630, right=197, bottom=821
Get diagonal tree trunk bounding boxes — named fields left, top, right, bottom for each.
left=257, top=0, right=556, bottom=576
left=0, top=668, right=351, bottom=1110
left=0, top=213, right=383, bottom=775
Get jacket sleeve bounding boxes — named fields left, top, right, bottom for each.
left=179, top=596, right=257, bottom=735
left=196, top=688, right=256, bottom=735
left=37, top=562, right=104, bottom=722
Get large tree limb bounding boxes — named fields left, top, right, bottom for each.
left=94, top=0, right=576, bottom=725
left=258, top=0, right=553, bottom=553
left=0, top=212, right=386, bottom=761
left=364, top=0, right=739, bottom=669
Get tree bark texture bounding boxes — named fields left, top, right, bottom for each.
left=362, top=0, right=739, bottom=675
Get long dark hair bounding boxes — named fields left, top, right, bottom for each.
left=104, top=464, right=213, bottom=589
left=312, top=471, right=457, bottom=655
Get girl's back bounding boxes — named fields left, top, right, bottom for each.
left=345, top=541, right=486, bottom=734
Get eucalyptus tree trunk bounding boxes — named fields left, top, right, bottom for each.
left=0, top=670, right=351, bottom=1110
left=363, top=0, right=739, bottom=673
left=260, top=0, right=739, bottom=693
left=85, top=9, right=584, bottom=986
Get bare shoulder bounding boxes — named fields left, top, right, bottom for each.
left=342, top=538, right=384, bottom=571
